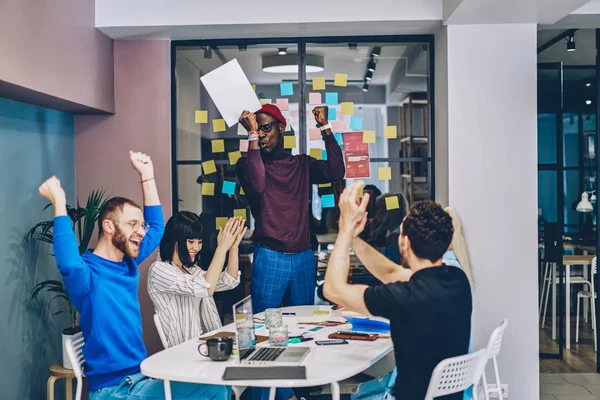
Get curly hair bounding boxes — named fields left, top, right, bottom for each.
left=401, top=200, right=454, bottom=263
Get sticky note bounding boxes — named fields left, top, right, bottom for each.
left=379, top=167, right=392, bottom=181
left=309, top=128, right=322, bottom=141
left=212, top=139, right=225, bottom=153
left=358, top=186, right=364, bottom=198
left=195, top=110, right=208, bottom=124
left=285, top=119, right=291, bottom=132
left=276, top=98, right=289, bottom=111
left=239, top=139, right=249, bottom=152
left=363, top=130, right=376, bottom=143
left=328, top=108, right=337, bottom=121
left=384, top=126, right=397, bottom=139
left=202, top=160, right=217, bottom=175
left=385, top=196, right=400, bottom=210
left=252, top=84, right=256, bottom=92
left=234, top=209, right=247, bottom=220
left=284, top=136, right=296, bottom=149
left=280, top=82, right=294, bottom=96
left=325, top=92, right=338, bottom=105
left=260, top=98, right=272, bottom=105
left=310, top=148, right=323, bottom=160
left=213, top=119, right=226, bottom=132
left=332, top=120, right=345, bottom=132
left=312, top=77, right=326, bottom=91
left=318, top=183, right=332, bottom=188
left=237, top=123, right=248, bottom=136
left=334, top=73, right=348, bottom=87
left=222, top=181, right=236, bottom=195
left=240, top=187, right=245, bottom=195
left=322, top=150, right=327, bottom=160
left=216, top=217, right=228, bottom=230
left=350, top=116, right=363, bottom=130
left=202, top=182, right=215, bottom=196
left=334, top=133, right=344, bottom=145
left=341, top=102, right=354, bottom=115
left=229, top=151, right=242, bottom=165
left=309, top=92, right=322, bottom=105
left=322, top=194, right=335, bottom=208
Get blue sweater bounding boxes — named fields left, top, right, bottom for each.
left=53, top=205, right=164, bottom=390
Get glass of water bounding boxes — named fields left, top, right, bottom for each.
left=269, top=324, right=289, bottom=346
left=265, top=308, right=283, bottom=330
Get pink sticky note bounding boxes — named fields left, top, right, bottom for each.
left=276, top=98, right=289, bottom=111
left=239, top=139, right=249, bottom=152
left=309, top=128, right=321, bottom=141
left=331, top=120, right=346, bottom=132
left=309, top=93, right=322, bottom=105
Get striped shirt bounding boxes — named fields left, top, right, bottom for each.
left=147, top=260, right=240, bottom=348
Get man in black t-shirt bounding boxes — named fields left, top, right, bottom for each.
left=323, top=182, right=472, bottom=400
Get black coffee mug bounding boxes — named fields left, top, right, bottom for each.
left=198, top=337, right=233, bottom=361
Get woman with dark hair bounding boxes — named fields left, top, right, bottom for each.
left=148, top=212, right=246, bottom=348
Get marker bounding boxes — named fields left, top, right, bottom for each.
left=282, top=312, right=296, bottom=316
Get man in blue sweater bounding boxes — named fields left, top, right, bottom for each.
left=38, top=151, right=230, bottom=399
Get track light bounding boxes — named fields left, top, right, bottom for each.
left=204, top=46, right=212, bottom=59
left=239, top=45, right=247, bottom=51
left=586, top=82, right=592, bottom=87
left=586, top=100, right=592, bottom=105
left=348, top=43, right=358, bottom=50
left=367, top=60, right=376, bottom=72
left=278, top=47, right=287, bottom=55
left=371, top=46, right=381, bottom=58
left=365, top=71, right=373, bottom=81
left=566, top=35, right=575, bottom=52
left=362, top=83, right=369, bottom=92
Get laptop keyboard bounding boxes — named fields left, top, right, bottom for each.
left=248, top=347, right=286, bottom=362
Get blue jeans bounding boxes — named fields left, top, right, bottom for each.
left=89, top=372, right=231, bottom=400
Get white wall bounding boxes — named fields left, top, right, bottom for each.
left=445, top=24, right=539, bottom=399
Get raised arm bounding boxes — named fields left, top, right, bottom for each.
left=352, top=236, right=412, bottom=284
left=215, top=219, right=247, bottom=292
left=38, top=177, right=91, bottom=299
left=308, top=106, right=345, bottom=184
left=203, top=217, right=244, bottom=296
left=235, top=111, right=266, bottom=194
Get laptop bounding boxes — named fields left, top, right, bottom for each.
left=233, top=295, right=310, bottom=365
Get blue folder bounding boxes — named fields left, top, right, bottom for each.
left=346, top=317, right=390, bottom=333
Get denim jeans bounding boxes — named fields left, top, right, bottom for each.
left=89, top=372, right=231, bottom=400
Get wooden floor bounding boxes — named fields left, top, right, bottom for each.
left=540, top=315, right=597, bottom=373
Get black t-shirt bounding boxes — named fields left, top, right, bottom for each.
left=364, top=265, right=472, bottom=400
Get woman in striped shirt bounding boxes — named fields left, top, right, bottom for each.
left=148, top=212, right=246, bottom=348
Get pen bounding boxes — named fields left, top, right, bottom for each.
left=282, top=312, right=296, bottom=316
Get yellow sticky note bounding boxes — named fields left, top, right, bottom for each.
left=384, top=126, right=397, bottom=139
left=240, top=187, right=245, bottom=195
left=252, top=84, right=256, bottom=92
left=234, top=209, right=247, bottom=220
left=216, top=217, right=228, bottom=229
left=310, top=148, right=323, bottom=160
left=334, top=73, right=348, bottom=87
left=385, top=196, right=400, bottom=210
left=312, top=77, right=326, bottom=91
left=260, top=99, right=272, bottom=105
left=284, top=136, right=296, bottom=149
left=202, top=182, right=215, bottom=196
left=229, top=151, right=242, bottom=165
left=341, top=102, right=354, bottom=115
left=195, top=110, right=208, bottom=124
left=213, top=119, right=226, bottom=132
left=318, top=183, right=332, bottom=188
left=379, top=167, right=392, bottom=181
left=363, top=130, right=376, bottom=144
left=212, top=139, right=225, bottom=153
left=358, top=186, right=364, bottom=198
left=202, top=160, right=217, bottom=175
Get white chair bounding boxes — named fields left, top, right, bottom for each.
left=64, top=336, right=86, bottom=400
left=154, top=314, right=169, bottom=349
left=576, top=257, right=597, bottom=352
left=481, top=319, right=508, bottom=400
left=424, top=348, right=488, bottom=400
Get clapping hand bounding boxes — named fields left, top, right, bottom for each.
left=217, top=217, right=245, bottom=251
left=338, top=181, right=370, bottom=237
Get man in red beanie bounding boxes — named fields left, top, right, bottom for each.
left=236, top=103, right=345, bottom=314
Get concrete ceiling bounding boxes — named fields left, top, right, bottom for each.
left=538, top=28, right=595, bottom=65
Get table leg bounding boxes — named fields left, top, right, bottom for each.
left=268, top=387, right=276, bottom=400
left=163, top=379, right=172, bottom=400
left=65, top=377, right=72, bottom=400
left=331, top=381, right=341, bottom=400
left=552, top=263, right=557, bottom=340
left=566, top=264, right=571, bottom=349
left=232, top=386, right=246, bottom=400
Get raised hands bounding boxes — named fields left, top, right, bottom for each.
left=312, top=106, right=329, bottom=127
left=38, top=176, right=68, bottom=217
left=338, top=181, right=371, bottom=237
left=129, top=151, right=154, bottom=180
left=217, top=217, right=246, bottom=251
left=239, top=110, right=259, bottom=132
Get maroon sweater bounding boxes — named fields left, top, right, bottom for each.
left=235, top=134, right=345, bottom=253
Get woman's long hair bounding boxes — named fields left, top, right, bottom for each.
left=445, top=207, right=475, bottom=288
left=159, top=211, right=203, bottom=268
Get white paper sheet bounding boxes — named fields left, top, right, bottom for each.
left=200, top=59, right=262, bottom=127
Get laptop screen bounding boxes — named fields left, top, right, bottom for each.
left=233, top=296, right=257, bottom=361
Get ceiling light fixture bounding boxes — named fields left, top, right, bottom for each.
left=566, top=34, right=575, bottom=52
left=204, top=46, right=212, bottom=59
left=239, top=45, right=247, bottom=51
left=586, top=100, right=592, bottom=105
left=586, top=82, right=592, bottom=87
left=262, top=54, right=324, bottom=74
left=348, top=43, right=358, bottom=50
left=371, top=46, right=381, bottom=58
left=278, top=47, right=287, bottom=55
left=367, top=60, right=377, bottom=72
left=365, top=71, right=373, bottom=81
left=362, top=83, right=369, bottom=92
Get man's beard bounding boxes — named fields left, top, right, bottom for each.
left=111, top=225, right=139, bottom=258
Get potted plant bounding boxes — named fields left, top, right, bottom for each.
left=28, top=190, right=109, bottom=369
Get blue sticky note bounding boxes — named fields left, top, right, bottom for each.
left=322, top=150, right=327, bottom=160
left=334, top=133, right=344, bottom=145
left=350, top=116, right=363, bottom=130
left=222, top=181, right=236, bottom=195
left=328, top=108, right=337, bottom=121
left=322, top=194, right=335, bottom=208
left=280, top=82, right=294, bottom=96
left=325, top=92, right=338, bottom=105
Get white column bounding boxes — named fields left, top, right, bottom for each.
left=437, top=24, right=539, bottom=400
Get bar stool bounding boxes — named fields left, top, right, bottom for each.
left=47, top=364, right=75, bottom=400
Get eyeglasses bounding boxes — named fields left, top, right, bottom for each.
left=111, top=219, right=150, bottom=233
left=257, top=121, right=281, bottom=133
